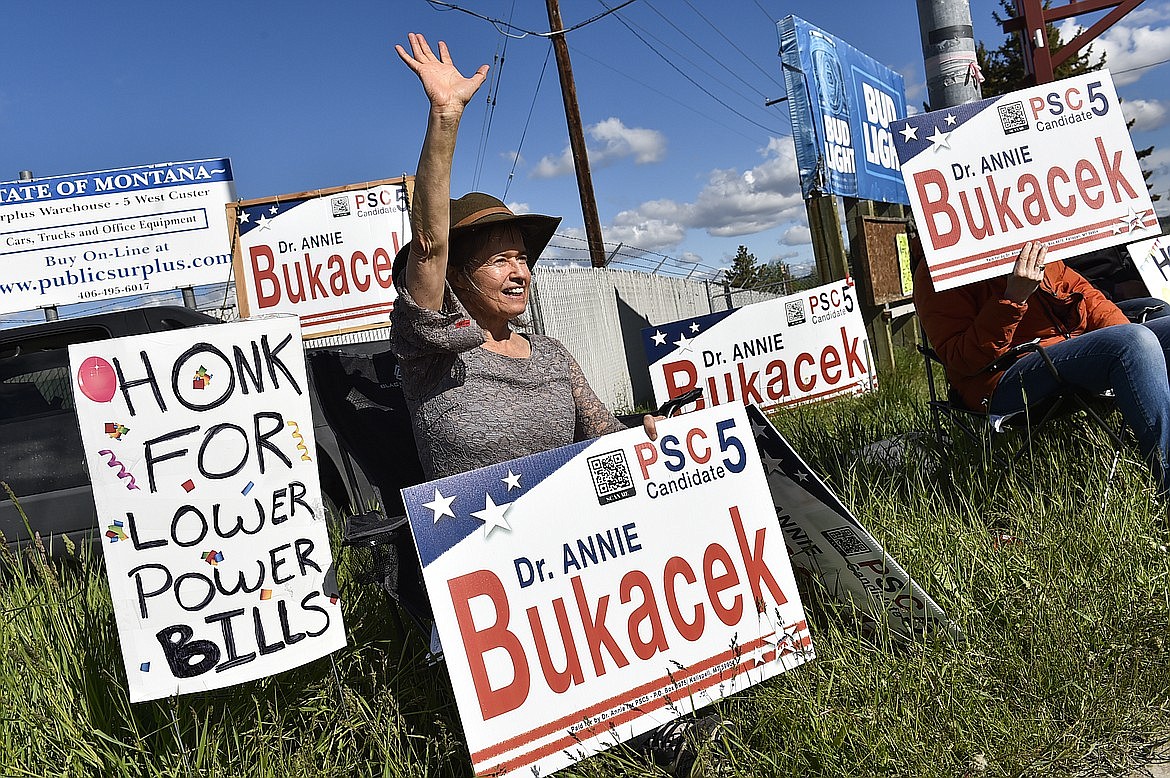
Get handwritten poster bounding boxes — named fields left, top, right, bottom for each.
left=894, top=70, right=1157, bottom=291
left=69, top=315, right=345, bottom=702
left=402, top=404, right=813, bottom=777
left=1127, top=234, right=1170, bottom=304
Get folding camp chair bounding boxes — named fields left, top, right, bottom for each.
left=306, top=348, right=435, bottom=638
left=306, top=349, right=705, bottom=647
left=918, top=333, right=1130, bottom=469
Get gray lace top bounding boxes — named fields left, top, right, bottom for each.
left=389, top=280, right=625, bottom=480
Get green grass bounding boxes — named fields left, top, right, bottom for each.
left=4, top=349, right=1170, bottom=777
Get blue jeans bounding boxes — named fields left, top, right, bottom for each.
left=989, top=319, right=1170, bottom=494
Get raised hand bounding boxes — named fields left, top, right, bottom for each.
left=395, top=32, right=489, bottom=114
left=1004, top=241, right=1047, bottom=304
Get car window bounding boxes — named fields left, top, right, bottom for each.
left=0, top=350, right=74, bottom=419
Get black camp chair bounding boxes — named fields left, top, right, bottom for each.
left=306, top=348, right=435, bottom=636
left=919, top=334, right=1128, bottom=468
left=917, top=301, right=1165, bottom=466
left=307, top=347, right=704, bottom=645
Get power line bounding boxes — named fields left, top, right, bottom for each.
left=503, top=46, right=553, bottom=199
left=566, top=41, right=778, bottom=144
left=423, top=0, right=641, bottom=38
left=679, top=0, right=786, bottom=91
left=606, top=1, right=783, bottom=130
left=472, top=13, right=511, bottom=190
left=596, top=0, right=786, bottom=135
left=643, top=0, right=784, bottom=101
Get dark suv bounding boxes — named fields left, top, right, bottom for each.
left=0, top=306, right=370, bottom=552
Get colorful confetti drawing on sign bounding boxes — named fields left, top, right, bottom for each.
left=97, top=450, right=140, bottom=490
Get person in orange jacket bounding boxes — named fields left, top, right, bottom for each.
left=915, top=237, right=1170, bottom=496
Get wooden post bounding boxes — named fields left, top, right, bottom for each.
left=545, top=0, right=606, bottom=268
left=845, top=199, right=898, bottom=374
left=806, top=194, right=849, bottom=282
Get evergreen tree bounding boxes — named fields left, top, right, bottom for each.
left=977, top=0, right=1103, bottom=98
left=726, top=245, right=761, bottom=288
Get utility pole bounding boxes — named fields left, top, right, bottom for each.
left=545, top=0, right=607, bottom=267
left=916, top=0, right=982, bottom=110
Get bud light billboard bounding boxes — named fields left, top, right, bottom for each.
left=778, top=16, right=909, bottom=204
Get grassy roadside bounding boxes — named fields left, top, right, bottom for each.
left=3, top=351, right=1170, bottom=777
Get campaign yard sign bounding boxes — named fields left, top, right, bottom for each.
left=229, top=177, right=412, bottom=339
left=642, top=278, right=874, bottom=412
left=895, top=70, right=1158, bottom=291
left=69, top=315, right=346, bottom=702
left=747, top=406, right=957, bottom=638
left=0, top=159, right=236, bottom=315
left=402, top=404, right=813, bottom=777
left=1127, top=235, right=1170, bottom=304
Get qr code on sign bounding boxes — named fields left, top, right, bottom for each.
left=997, top=101, right=1029, bottom=135
left=822, top=526, right=870, bottom=557
left=785, top=299, right=807, bottom=326
left=588, top=450, right=636, bottom=505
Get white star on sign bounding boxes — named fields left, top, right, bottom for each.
left=761, top=453, right=785, bottom=474
left=1119, top=206, right=1148, bottom=233
left=269, top=205, right=280, bottom=215
left=689, top=322, right=700, bottom=333
left=423, top=488, right=456, bottom=523
left=750, top=416, right=768, bottom=438
left=926, top=126, right=952, bottom=151
left=502, top=469, right=522, bottom=491
left=944, top=112, right=957, bottom=126
left=472, top=494, right=512, bottom=537
left=673, top=333, right=693, bottom=353
left=237, top=210, right=251, bottom=224
left=899, top=122, right=918, bottom=142
left=651, top=330, right=667, bottom=346
left=793, top=469, right=810, bottom=482
left=255, top=213, right=272, bottom=231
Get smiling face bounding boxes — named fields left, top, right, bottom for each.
left=450, top=223, right=531, bottom=331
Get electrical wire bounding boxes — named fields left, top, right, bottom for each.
left=596, top=0, right=786, bottom=135
left=472, top=3, right=514, bottom=190
left=679, top=0, right=787, bottom=91
left=607, top=1, right=782, bottom=128
left=503, top=46, right=552, bottom=199
left=566, top=41, right=777, bottom=144
left=424, top=0, right=641, bottom=38
left=642, top=0, right=783, bottom=103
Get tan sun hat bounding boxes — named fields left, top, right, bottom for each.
left=393, top=192, right=561, bottom=281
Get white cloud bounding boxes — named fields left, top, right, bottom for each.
left=1057, top=8, right=1170, bottom=86
left=781, top=225, right=812, bottom=245
left=600, top=136, right=807, bottom=251
left=531, top=117, right=666, bottom=179
left=1121, top=98, right=1167, bottom=131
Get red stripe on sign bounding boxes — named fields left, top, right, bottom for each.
left=758, top=381, right=868, bottom=412
left=928, top=215, right=1123, bottom=274
left=300, top=305, right=395, bottom=328
left=471, top=629, right=813, bottom=775
left=928, top=212, right=1158, bottom=285
left=300, top=301, right=396, bottom=323
left=477, top=632, right=814, bottom=777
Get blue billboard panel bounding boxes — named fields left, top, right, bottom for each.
left=778, top=16, right=909, bottom=204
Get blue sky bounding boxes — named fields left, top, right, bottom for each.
left=3, top=0, right=1169, bottom=309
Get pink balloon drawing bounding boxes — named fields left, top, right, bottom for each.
left=77, top=356, right=118, bottom=403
